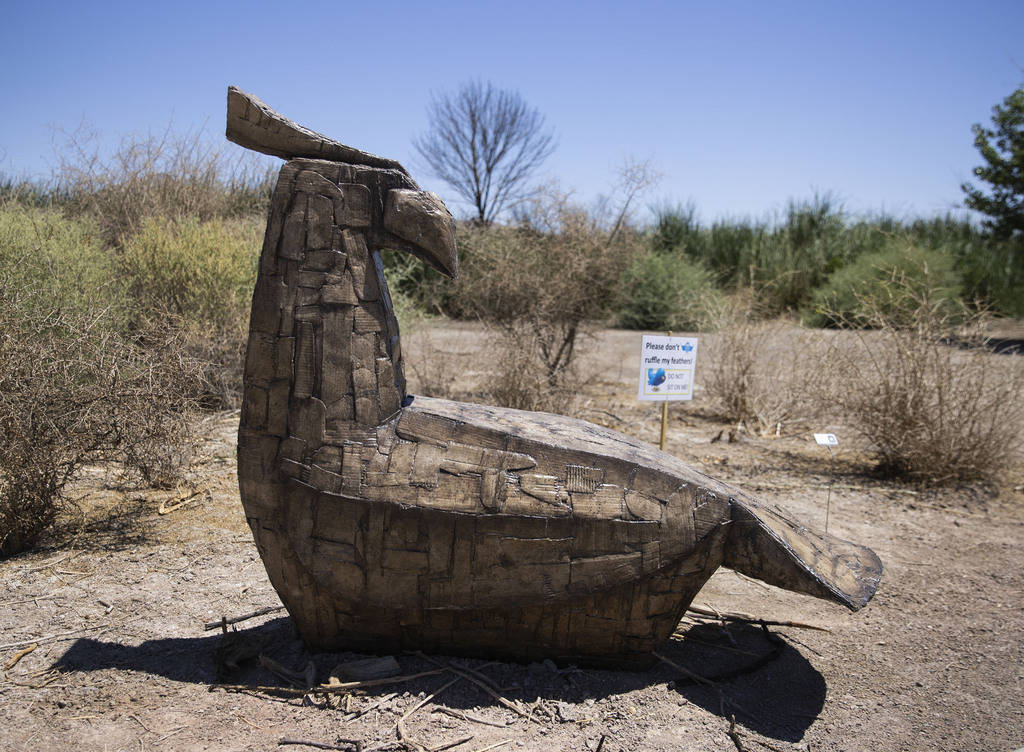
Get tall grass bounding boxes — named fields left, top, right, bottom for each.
left=648, top=199, right=1017, bottom=318
left=701, top=297, right=824, bottom=435
left=55, top=126, right=274, bottom=246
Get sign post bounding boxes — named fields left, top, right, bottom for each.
left=813, top=433, right=839, bottom=533
left=638, top=333, right=699, bottom=451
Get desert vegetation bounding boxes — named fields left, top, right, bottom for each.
left=1, top=84, right=1023, bottom=556
left=0, top=131, right=271, bottom=555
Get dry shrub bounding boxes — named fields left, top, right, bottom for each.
left=702, top=298, right=822, bottom=435
left=57, top=125, right=273, bottom=246
left=822, top=285, right=1024, bottom=484
left=450, top=186, right=643, bottom=413
left=487, top=326, right=584, bottom=414
left=405, top=328, right=460, bottom=400
left=0, top=284, right=200, bottom=557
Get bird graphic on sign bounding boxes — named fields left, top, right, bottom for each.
left=647, top=367, right=667, bottom=389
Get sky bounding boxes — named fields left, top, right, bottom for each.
left=2, top=0, right=1022, bottom=224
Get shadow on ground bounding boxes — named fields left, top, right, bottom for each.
left=52, top=618, right=823, bottom=742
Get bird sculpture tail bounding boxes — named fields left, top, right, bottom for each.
left=725, top=498, right=882, bottom=610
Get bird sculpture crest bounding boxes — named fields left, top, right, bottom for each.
left=229, top=86, right=881, bottom=667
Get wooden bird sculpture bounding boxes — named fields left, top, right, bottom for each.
left=230, top=87, right=882, bottom=667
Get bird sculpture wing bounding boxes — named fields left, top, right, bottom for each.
left=290, top=395, right=880, bottom=613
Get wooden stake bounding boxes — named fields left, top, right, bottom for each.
left=659, top=330, right=672, bottom=452
left=659, top=401, right=668, bottom=451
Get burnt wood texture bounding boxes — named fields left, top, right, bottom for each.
left=230, top=87, right=882, bottom=667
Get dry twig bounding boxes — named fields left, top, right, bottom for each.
left=727, top=714, right=746, bottom=752
left=158, top=486, right=210, bottom=515
left=395, top=676, right=462, bottom=752
left=203, top=605, right=286, bottom=630
left=468, top=741, right=511, bottom=752
left=3, top=643, right=37, bottom=671
left=0, top=624, right=109, bottom=651
left=687, top=605, right=831, bottom=632
left=341, top=693, right=397, bottom=725
left=415, top=653, right=535, bottom=722
left=432, top=707, right=507, bottom=728
left=430, top=736, right=474, bottom=752
left=0, top=595, right=58, bottom=607
left=278, top=739, right=361, bottom=752
left=214, top=669, right=447, bottom=696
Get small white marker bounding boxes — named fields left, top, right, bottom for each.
left=814, top=433, right=839, bottom=446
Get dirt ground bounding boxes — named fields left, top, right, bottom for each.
left=1, top=323, right=1022, bottom=752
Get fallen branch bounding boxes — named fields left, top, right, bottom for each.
left=154, top=726, right=187, bottom=743
left=686, top=606, right=831, bottom=632
left=653, top=651, right=717, bottom=689
left=260, top=654, right=315, bottom=687
left=214, top=668, right=447, bottom=696
left=5, top=669, right=65, bottom=688
left=0, top=595, right=58, bottom=608
left=158, top=487, right=210, bottom=515
left=0, top=624, right=109, bottom=651
left=661, top=625, right=784, bottom=687
left=341, top=693, right=397, bottom=725
left=430, top=736, right=474, bottom=752
left=415, top=653, right=534, bottom=723
left=432, top=707, right=507, bottom=728
left=397, top=677, right=461, bottom=724
left=727, top=715, right=746, bottom=752
left=468, top=741, right=511, bottom=752
left=654, top=650, right=761, bottom=725
left=278, top=738, right=361, bottom=752
left=671, top=632, right=762, bottom=657
left=3, top=643, right=37, bottom=671
left=203, top=605, right=286, bottom=631
left=396, top=676, right=462, bottom=752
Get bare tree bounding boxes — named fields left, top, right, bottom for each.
left=414, top=81, right=556, bottom=224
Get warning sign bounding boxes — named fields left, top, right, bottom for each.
left=638, top=335, right=698, bottom=401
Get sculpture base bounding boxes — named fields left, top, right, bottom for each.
left=249, top=511, right=726, bottom=668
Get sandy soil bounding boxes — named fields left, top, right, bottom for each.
left=1, top=323, right=1022, bottom=752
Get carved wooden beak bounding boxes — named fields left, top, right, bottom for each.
left=383, top=189, right=459, bottom=279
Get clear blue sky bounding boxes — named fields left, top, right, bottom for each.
left=2, top=0, right=1022, bottom=224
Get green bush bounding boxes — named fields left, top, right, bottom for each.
left=119, top=216, right=262, bottom=407
left=645, top=199, right=1024, bottom=318
left=618, top=250, right=722, bottom=331
left=654, top=195, right=854, bottom=315
left=0, top=205, right=128, bottom=326
left=120, top=215, right=261, bottom=330
left=805, top=240, right=963, bottom=328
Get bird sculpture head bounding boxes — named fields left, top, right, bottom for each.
left=226, top=86, right=458, bottom=280
left=381, top=188, right=459, bottom=280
